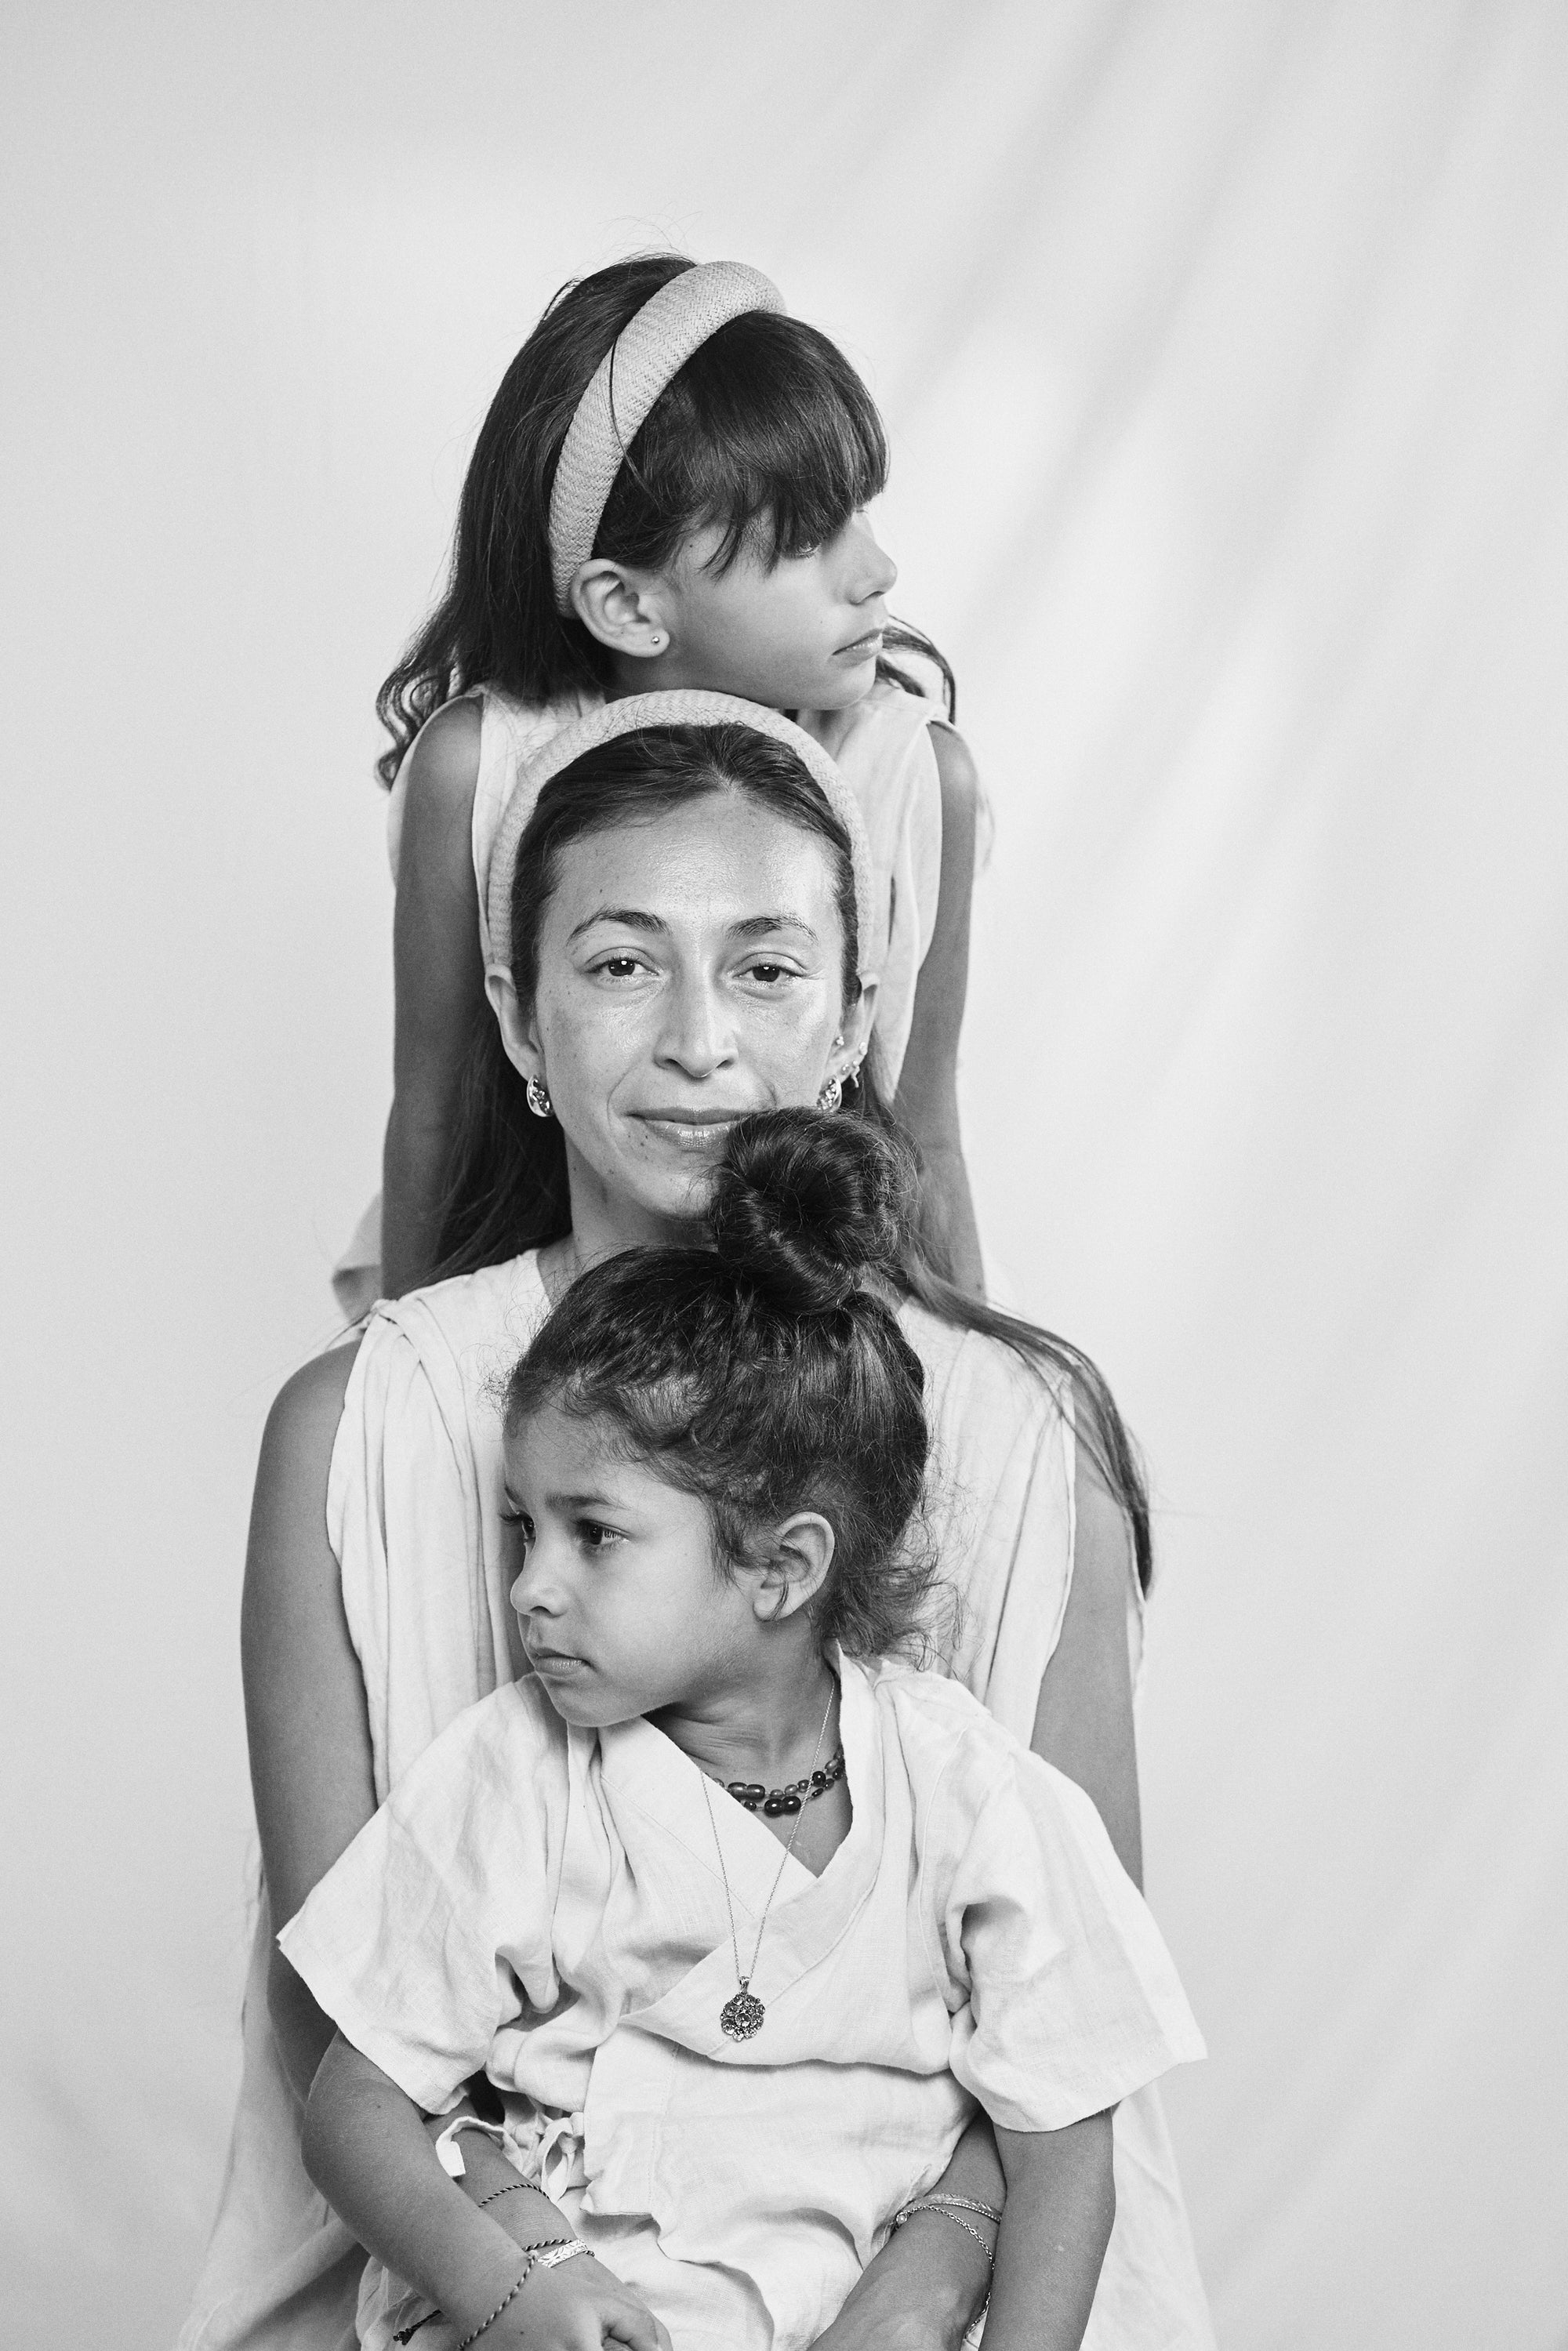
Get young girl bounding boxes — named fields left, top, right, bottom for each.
left=288, top=1112, right=1202, bottom=2351
left=333, top=252, right=984, bottom=1315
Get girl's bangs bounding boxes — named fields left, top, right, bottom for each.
left=682, top=329, right=889, bottom=572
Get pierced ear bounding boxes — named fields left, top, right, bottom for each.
left=568, top=560, right=671, bottom=662
left=753, top=1512, right=837, bottom=1625
left=485, top=965, right=543, bottom=1085
left=840, top=974, right=879, bottom=1073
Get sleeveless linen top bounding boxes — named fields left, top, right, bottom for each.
left=333, top=677, right=946, bottom=1319
left=180, top=1263, right=1214, bottom=2351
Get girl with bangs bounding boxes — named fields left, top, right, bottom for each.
left=332, top=255, right=985, bottom=1317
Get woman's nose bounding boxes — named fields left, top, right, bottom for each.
left=655, top=971, right=734, bottom=1077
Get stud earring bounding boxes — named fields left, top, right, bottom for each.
left=525, top=1075, right=553, bottom=1119
left=648, top=629, right=666, bottom=650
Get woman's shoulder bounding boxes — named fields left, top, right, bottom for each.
left=368, top=1252, right=550, bottom=1355
left=339, top=1254, right=552, bottom=1457
left=898, top=1297, right=1069, bottom=1428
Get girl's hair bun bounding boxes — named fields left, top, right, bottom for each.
left=710, top=1107, right=913, bottom=1316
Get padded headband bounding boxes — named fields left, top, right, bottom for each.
left=484, top=691, right=877, bottom=982
left=548, top=261, right=785, bottom=612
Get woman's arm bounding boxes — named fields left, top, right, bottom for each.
left=895, top=725, right=983, bottom=1298
left=382, top=698, right=487, bottom=1297
left=811, top=1395, right=1141, bottom=2348
left=303, top=2037, right=670, bottom=2350
left=241, top=1342, right=376, bottom=2101
left=985, top=2114, right=1115, bottom=2351
left=808, top=2112, right=997, bottom=2351
left=1031, top=1420, right=1142, bottom=1887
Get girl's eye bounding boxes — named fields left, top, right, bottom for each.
left=500, top=1507, right=535, bottom=1544
left=576, top=1519, right=622, bottom=1552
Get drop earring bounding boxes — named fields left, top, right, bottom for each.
left=817, top=1033, right=845, bottom=1115
left=526, top=1075, right=553, bottom=1119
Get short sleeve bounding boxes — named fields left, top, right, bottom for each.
left=278, top=1685, right=565, bottom=2116
left=934, top=1747, right=1206, bottom=2134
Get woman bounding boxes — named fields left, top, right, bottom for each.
left=181, top=696, right=1211, bottom=2350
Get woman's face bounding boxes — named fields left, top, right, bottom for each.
left=496, top=789, right=874, bottom=1248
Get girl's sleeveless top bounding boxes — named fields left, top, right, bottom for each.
left=332, top=680, right=947, bottom=1317
left=178, top=1261, right=1215, bottom=2351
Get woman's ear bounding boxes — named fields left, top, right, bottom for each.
left=568, top=561, right=672, bottom=663
left=485, top=966, right=543, bottom=1085
left=753, top=1512, right=837, bottom=1624
left=834, top=976, right=880, bottom=1086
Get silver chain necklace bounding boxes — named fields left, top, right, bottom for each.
left=699, top=1685, right=836, bottom=2042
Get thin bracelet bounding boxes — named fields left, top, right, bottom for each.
left=476, top=2177, right=555, bottom=2212
left=454, top=2241, right=572, bottom=2350
left=914, top=2192, right=1004, bottom=2224
left=892, top=2203, right=995, bottom=2258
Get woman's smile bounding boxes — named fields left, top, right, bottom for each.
left=631, top=1103, right=753, bottom=1153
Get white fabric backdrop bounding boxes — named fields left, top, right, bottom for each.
left=3, top=5, right=1564, bottom=2345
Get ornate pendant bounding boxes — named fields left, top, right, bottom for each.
left=720, top=1980, right=766, bottom=2041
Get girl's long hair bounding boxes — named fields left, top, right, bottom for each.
left=431, top=724, right=1152, bottom=1590
left=375, top=254, right=953, bottom=786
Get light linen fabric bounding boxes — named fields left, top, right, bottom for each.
left=180, top=1257, right=1214, bottom=2349
left=332, top=678, right=946, bottom=1317
left=281, top=1657, right=1203, bottom=2351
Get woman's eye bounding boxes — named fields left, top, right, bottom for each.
left=593, top=954, right=648, bottom=980
left=741, top=960, right=793, bottom=987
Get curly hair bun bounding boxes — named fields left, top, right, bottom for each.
left=709, top=1108, right=913, bottom=1316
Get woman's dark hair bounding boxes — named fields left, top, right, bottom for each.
left=434, top=720, right=1152, bottom=1591
left=506, top=1110, right=939, bottom=1661
left=375, top=253, right=953, bottom=785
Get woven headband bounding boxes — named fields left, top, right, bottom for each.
left=485, top=691, right=877, bottom=982
left=548, top=261, right=785, bottom=612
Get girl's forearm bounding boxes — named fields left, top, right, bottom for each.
left=985, top=2114, right=1116, bottom=2351
left=302, top=2037, right=529, bottom=2335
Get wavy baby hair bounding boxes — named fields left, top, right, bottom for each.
left=506, top=1108, right=941, bottom=1661
left=376, top=253, right=952, bottom=783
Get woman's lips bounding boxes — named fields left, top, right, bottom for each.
left=633, top=1108, right=748, bottom=1152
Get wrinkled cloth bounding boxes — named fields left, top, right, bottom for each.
left=282, top=1656, right=1203, bottom=2351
